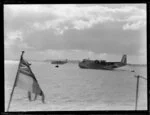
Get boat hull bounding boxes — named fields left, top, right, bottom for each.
left=78, top=61, right=116, bottom=70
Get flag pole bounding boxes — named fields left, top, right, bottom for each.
left=6, top=51, right=25, bottom=112
left=135, top=75, right=140, bottom=110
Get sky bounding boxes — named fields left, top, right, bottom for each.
left=4, top=4, right=146, bottom=64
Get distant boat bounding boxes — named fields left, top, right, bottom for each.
left=79, top=55, right=127, bottom=70
left=51, top=59, right=68, bottom=65
left=55, top=65, right=59, bottom=68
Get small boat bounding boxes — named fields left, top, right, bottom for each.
left=55, top=65, right=59, bottom=68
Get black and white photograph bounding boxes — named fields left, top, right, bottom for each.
left=4, top=4, right=147, bottom=111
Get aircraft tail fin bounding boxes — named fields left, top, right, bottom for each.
left=121, top=55, right=127, bottom=64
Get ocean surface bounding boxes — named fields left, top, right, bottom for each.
left=5, top=60, right=147, bottom=111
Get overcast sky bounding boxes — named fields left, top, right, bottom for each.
left=4, top=4, right=146, bottom=64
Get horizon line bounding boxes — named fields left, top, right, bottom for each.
left=4, top=59, right=147, bottom=65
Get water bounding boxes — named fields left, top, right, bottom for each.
left=5, top=61, right=147, bottom=111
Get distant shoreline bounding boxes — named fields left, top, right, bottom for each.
left=4, top=59, right=147, bottom=66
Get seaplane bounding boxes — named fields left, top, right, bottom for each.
left=78, top=55, right=127, bottom=70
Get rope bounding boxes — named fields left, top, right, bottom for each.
left=134, top=75, right=147, bottom=80
left=139, top=76, right=147, bottom=80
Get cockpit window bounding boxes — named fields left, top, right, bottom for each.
left=83, top=59, right=86, bottom=62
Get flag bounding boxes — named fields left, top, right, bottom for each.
left=15, top=52, right=45, bottom=103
